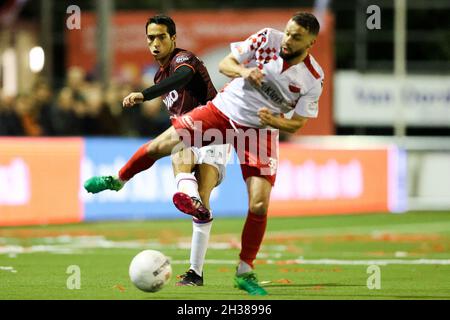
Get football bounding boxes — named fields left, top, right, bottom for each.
left=129, top=250, right=172, bottom=292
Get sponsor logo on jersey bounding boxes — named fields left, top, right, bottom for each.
left=176, top=55, right=190, bottom=63
left=163, top=90, right=179, bottom=109
left=255, top=81, right=292, bottom=109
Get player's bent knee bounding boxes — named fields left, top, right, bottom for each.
left=249, top=200, right=269, bottom=215
left=145, top=142, right=158, bottom=156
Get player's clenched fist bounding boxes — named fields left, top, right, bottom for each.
left=257, top=107, right=274, bottom=126
left=241, top=67, right=264, bottom=87
left=123, top=92, right=144, bottom=108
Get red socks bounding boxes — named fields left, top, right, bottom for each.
left=118, top=143, right=155, bottom=181
left=239, top=211, right=268, bottom=268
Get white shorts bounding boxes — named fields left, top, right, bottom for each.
left=191, top=144, right=233, bottom=186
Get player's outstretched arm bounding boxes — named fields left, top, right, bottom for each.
left=122, top=65, right=194, bottom=108
left=258, top=108, right=307, bottom=133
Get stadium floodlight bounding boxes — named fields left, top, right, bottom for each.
left=2, top=48, right=18, bottom=96
left=29, top=46, right=45, bottom=73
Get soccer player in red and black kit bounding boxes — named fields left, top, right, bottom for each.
left=84, top=15, right=232, bottom=286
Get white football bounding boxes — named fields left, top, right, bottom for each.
left=129, top=250, right=172, bottom=292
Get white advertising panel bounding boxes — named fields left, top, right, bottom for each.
left=335, top=71, right=450, bottom=126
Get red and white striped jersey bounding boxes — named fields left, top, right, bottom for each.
left=212, top=28, right=324, bottom=128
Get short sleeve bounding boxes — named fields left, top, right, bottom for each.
left=230, top=28, right=269, bottom=64
left=172, top=52, right=197, bottom=74
left=294, top=80, right=323, bottom=118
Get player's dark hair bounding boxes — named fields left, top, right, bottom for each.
left=292, top=12, right=320, bottom=36
left=145, top=14, right=176, bottom=36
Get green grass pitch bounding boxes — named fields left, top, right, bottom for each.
left=1, top=212, right=449, bottom=300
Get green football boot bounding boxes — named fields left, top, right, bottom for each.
left=234, top=271, right=268, bottom=296
left=84, top=176, right=124, bottom=194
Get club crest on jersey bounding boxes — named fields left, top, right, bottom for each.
left=176, top=55, right=189, bottom=63
left=163, top=90, right=179, bottom=109
left=307, top=101, right=318, bottom=113
left=288, top=83, right=301, bottom=93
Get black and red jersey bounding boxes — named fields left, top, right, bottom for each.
left=154, top=48, right=217, bottom=117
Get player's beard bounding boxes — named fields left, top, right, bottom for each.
left=279, top=47, right=305, bottom=61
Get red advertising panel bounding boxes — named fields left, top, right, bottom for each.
left=269, top=144, right=401, bottom=216
left=0, top=138, right=84, bottom=226
left=66, top=9, right=334, bottom=134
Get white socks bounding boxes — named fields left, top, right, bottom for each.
left=189, top=219, right=213, bottom=276
left=175, top=173, right=201, bottom=199
left=237, top=260, right=253, bottom=275
left=175, top=172, right=211, bottom=277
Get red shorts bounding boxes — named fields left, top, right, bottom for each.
left=172, top=102, right=278, bottom=186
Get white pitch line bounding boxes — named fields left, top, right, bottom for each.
left=0, top=239, right=283, bottom=255
left=0, top=266, right=17, bottom=273
left=265, top=220, right=450, bottom=237
left=170, top=259, right=450, bottom=266
left=293, top=258, right=450, bottom=265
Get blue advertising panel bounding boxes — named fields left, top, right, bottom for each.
left=82, top=138, right=247, bottom=221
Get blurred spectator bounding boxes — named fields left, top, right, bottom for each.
left=34, top=80, right=55, bottom=135
left=129, top=70, right=172, bottom=137
left=104, top=82, right=132, bottom=136
left=0, top=93, right=24, bottom=136
left=82, top=82, right=121, bottom=135
left=116, top=83, right=142, bottom=136
left=67, top=66, right=87, bottom=95
left=105, top=84, right=123, bottom=117
left=1, top=65, right=174, bottom=138
left=15, top=93, right=42, bottom=136
left=114, top=80, right=171, bottom=137
left=136, top=98, right=171, bottom=137
left=50, top=87, right=83, bottom=136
